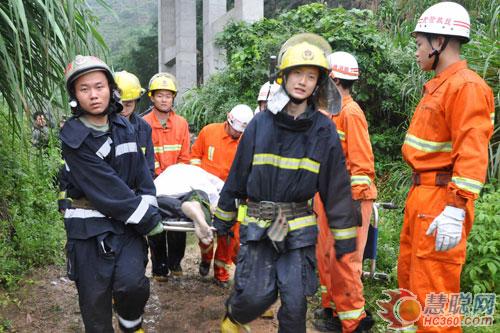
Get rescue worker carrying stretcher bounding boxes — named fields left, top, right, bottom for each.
left=398, top=2, right=494, bottom=332
left=214, top=33, right=361, bottom=333
left=191, top=104, right=254, bottom=287
left=60, top=55, right=164, bottom=333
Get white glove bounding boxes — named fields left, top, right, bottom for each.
left=426, top=206, right=465, bottom=252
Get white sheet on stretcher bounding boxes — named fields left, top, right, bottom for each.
left=154, top=164, right=224, bottom=206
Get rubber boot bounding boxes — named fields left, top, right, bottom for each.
left=221, top=315, right=251, bottom=333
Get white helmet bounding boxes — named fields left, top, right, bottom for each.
left=257, top=82, right=281, bottom=102
left=227, top=104, right=253, bottom=132
left=327, top=52, right=359, bottom=80
left=413, top=2, right=470, bottom=42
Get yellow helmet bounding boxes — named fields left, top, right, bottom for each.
left=114, top=71, right=145, bottom=102
left=277, top=33, right=331, bottom=81
left=148, top=72, right=178, bottom=96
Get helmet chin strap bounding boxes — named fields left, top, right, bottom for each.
left=427, top=35, right=449, bottom=70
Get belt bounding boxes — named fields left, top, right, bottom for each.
left=247, top=201, right=310, bottom=220
left=412, top=171, right=451, bottom=186
left=71, top=197, right=95, bottom=210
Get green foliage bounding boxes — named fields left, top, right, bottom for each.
left=462, top=184, right=500, bottom=294
left=0, top=106, right=65, bottom=289
left=0, top=0, right=108, bottom=134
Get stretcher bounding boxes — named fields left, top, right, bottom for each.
left=161, top=218, right=216, bottom=233
left=362, top=202, right=398, bottom=281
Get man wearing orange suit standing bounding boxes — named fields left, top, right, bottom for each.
left=398, top=2, right=494, bottom=332
left=191, top=104, right=254, bottom=287
left=313, top=51, right=377, bottom=333
left=142, top=73, right=191, bottom=281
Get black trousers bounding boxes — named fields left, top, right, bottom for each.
left=227, top=239, right=318, bottom=333
left=66, top=229, right=149, bottom=332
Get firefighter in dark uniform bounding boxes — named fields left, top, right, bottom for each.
left=60, top=55, right=164, bottom=333
left=216, top=34, right=360, bottom=333
left=114, top=70, right=155, bottom=178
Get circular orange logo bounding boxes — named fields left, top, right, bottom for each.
left=396, top=298, right=422, bottom=323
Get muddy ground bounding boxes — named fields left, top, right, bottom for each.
left=0, top=234, right=323, bottom=332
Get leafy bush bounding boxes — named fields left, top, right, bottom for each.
left=0, top=106, right=65, bottom=289
left=462, top=184, right=500, bottom=294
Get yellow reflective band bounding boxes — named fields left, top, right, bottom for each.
left=320, top=285, right=328, bottom=294
left=58, top=191, right=67, bottom=200
left=154, top=144, right=182, bottom=153
left=399, top=325, right=417, bottom=331
left=337, top=130, right=345, bottom=141
left=288, top=215, right=316, bottom=231
left=214, top=259, right=231, bottom=270
left=215, top=207, right=236, bottom=222
left=141, top=147, right=146, bottom=154
left=491, top=112, right=495, bottom=125
left=351, top=175, right=371, bottom=186
left=253, top=154, right=320, bottom=174
left=154, top=161, right=160, bottom=169
left=331, top=227, right=357, bottom=240
left=338, top=307, right=365, bottom=320
left=242, top=215, right=272, bottom=228
left=404, top=134, right=452, bottom=153
left=208, top=146, right=215, bottom=161
left=452, top=176, right=483, bottom=194
left=237, top=204, right=248, bottom=222
left=190, top=158, right=201, bottom=165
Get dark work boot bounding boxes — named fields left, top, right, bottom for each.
left=353, top=310, right=375, bottom=333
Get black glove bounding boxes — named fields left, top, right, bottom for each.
left=213, top=216, right=232, bottom=236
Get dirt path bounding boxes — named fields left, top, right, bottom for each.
left=0, top=234, right=323, bottom=332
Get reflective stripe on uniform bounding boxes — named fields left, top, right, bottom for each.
left=117, top=315, right=142, bottom=329
left=64, top=208, right=105, bottom=219
left=337, top=130, right=345, bottom=141
left=208, top=146, right=215, bottom=161
left=154, top=144, right=182, bottom=153
left=351, top=175, right=371, bottom=186
left=403, top=134, right=452, bottom=153
left=215, top=207, right=236, bottom=222
left=214, top=259, right=231, bottom=270
left=252, top=153, right=320, bottom=174
left=96, top=137, right=113, bottom=159
left=320, top=285, right=328, bottom=294
left=127, top=197, right=149, bottom=224
left=142, top=194, right=158, bottom=207
left=64, top=160, right=70, bottom=171
left=190, top=158, right=201, bottom=165
left=338, top=307, right=365, bottom=321
left=491, top=112, right=495, bottom=125
left=154, top=161, right=160, bottom=169
left=452, top=176, right=483, bottom=194
left=141, top=147, right=146, bottom=154
left=115, top=142, right=137, bottom=157
left=331, top=227, right=357, bottom=240
left=399, top=325, right=417, bottom=331
left=288, top=214, right=316, bottom=231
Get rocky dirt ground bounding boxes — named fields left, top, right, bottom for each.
left=0, top=234, right=324, bottom=332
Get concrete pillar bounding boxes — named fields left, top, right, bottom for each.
left=203, top=0, right=227, bottom=82
left=158, top=0, right=196, bottom=100
left=235, top=0, right=264, bottom=23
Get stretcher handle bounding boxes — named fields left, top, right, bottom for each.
left=376, top=202, right=398, bottom=210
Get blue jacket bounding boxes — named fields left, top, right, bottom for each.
left=129, top=113, right=155, bottom=178
left=215, top=105, right=359, bottom=254
left=60, top=113, right=161, bottom=239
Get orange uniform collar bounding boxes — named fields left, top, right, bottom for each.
left=424, top=60, right=468, bottom=95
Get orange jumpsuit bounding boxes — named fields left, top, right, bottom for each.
left=316, top=95, right=377, bottom=332
left=398, top=60, right=494, bottom=332
left=191, top=122, right=240, bottom=282
left=143, top=109, right=191, bottom=278
left=142, top=109, right=190, bottom=176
